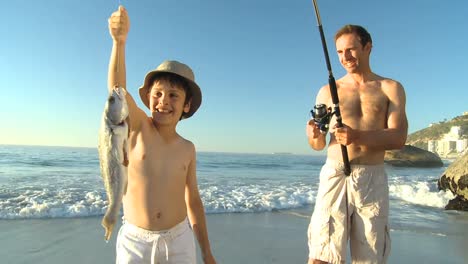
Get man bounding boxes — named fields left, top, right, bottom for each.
left=306, top=25, right=408, bottom=264
left=107, top=6, right=216, bottom=264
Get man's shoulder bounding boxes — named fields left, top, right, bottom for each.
left=379, top=78, right=405, bottom=96
left=382, top=78, right=401, bottom=85
left=316, top=84, right=332, bottom=101
left=375, top=74, right=403, bottom=88
left=376, top=76, right=406, bottom=100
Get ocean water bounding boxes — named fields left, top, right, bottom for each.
left=0, top=145, right=466, bottom=238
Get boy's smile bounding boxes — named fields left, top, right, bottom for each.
left=148, top=79, right=190, bottom=125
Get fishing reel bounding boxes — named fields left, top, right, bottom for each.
left=310, top=104, right=334, bottom=134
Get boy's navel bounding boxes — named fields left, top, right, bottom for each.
left=152, top=211, right=162, bottom=220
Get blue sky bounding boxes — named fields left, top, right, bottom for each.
left=1, top=0, right=467, bottom=154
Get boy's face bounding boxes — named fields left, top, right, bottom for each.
left=147, top=79, right=191, bottom=125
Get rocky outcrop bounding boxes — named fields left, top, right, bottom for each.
left=438, top=150, right=468, bottom=211
left=384, top=145, right=443, bottom=167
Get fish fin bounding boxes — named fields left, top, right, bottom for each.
left=123, top=177, right=128, bottom=195
left=122, top=117, right=130, bottom=168
left=122, top=147, right=129, bottom=167
left=126, top=116, right=131, bottom=136
left=122, top=130, right=129, bottom=167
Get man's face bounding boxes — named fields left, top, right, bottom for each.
left=147, top=79, right=190, bottom=125
left=335, top=33, right=371, bottom=73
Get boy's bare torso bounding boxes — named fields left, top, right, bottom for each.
left=123, top=117, right=193, bottom=231
left=326, top=75, right=396, bottom=165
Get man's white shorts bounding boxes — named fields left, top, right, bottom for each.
left=308, top=160, right=391, bottom=264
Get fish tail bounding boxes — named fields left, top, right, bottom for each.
left=102, top=213, right=116, bottom=241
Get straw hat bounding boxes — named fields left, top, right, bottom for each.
left=138, top=60, right=202, bottom=119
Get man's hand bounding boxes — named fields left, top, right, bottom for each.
left=333, top=123, right=356, bottom=146
left=306, top=119, right=327, bottom=150
left=306, top=119, right=323, bottom=139
left=108, top=5, right=130, bottom=43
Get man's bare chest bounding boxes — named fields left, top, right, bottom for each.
left=336, top=86, right=389, bottom=126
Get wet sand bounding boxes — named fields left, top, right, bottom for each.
left=1, top=209, right=467, bottom=263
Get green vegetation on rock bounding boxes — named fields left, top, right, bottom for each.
left=406, top=114, right=468, bottom=150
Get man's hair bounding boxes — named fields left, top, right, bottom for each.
left=148, top=72, right=192, bottom=118
left=334, top=24, right=372, bottom=47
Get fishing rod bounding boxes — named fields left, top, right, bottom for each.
left=311, top=0, right=351, bottom=176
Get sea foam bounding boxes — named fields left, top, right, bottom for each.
left=389, top=181, right=455, bottom=208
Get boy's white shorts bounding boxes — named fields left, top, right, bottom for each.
left=116, top=217, right=196, bottom=264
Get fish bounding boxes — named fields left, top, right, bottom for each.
left=98, top=86, right=129, bottom=241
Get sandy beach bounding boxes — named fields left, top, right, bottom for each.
left=1, top=208, right=467, bottom=264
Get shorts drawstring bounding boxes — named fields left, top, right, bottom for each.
left=150, top=235, right=169, bottom=264
left=117, top=218, right=192, bottom=263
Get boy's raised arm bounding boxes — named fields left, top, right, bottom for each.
left=107, top=6, right=146, bottom=130
left=108, top=6, right=128, bottom=92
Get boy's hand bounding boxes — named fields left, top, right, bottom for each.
left=203, top=253, right=217, bottom=264
left=108, top=5, right=130, bottom=42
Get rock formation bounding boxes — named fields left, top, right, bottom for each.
left=438, top=150, right=468, bottom=211
left=384, top=145, right=443, bottom=167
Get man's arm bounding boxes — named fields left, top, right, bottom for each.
left=185, top=144, right=216, bottom=264
left=306, top=85, right=329, bottom=150
left=335, top=81, right=408, bottom=150
left=107, top=5, right=146, bottom=131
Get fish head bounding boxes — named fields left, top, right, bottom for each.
left=105, top=86, right=129, bottom=125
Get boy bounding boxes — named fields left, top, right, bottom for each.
left=107, top=6, right=216, bottom=264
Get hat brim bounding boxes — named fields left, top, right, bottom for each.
left=138, top=70, right=202, bottom=119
